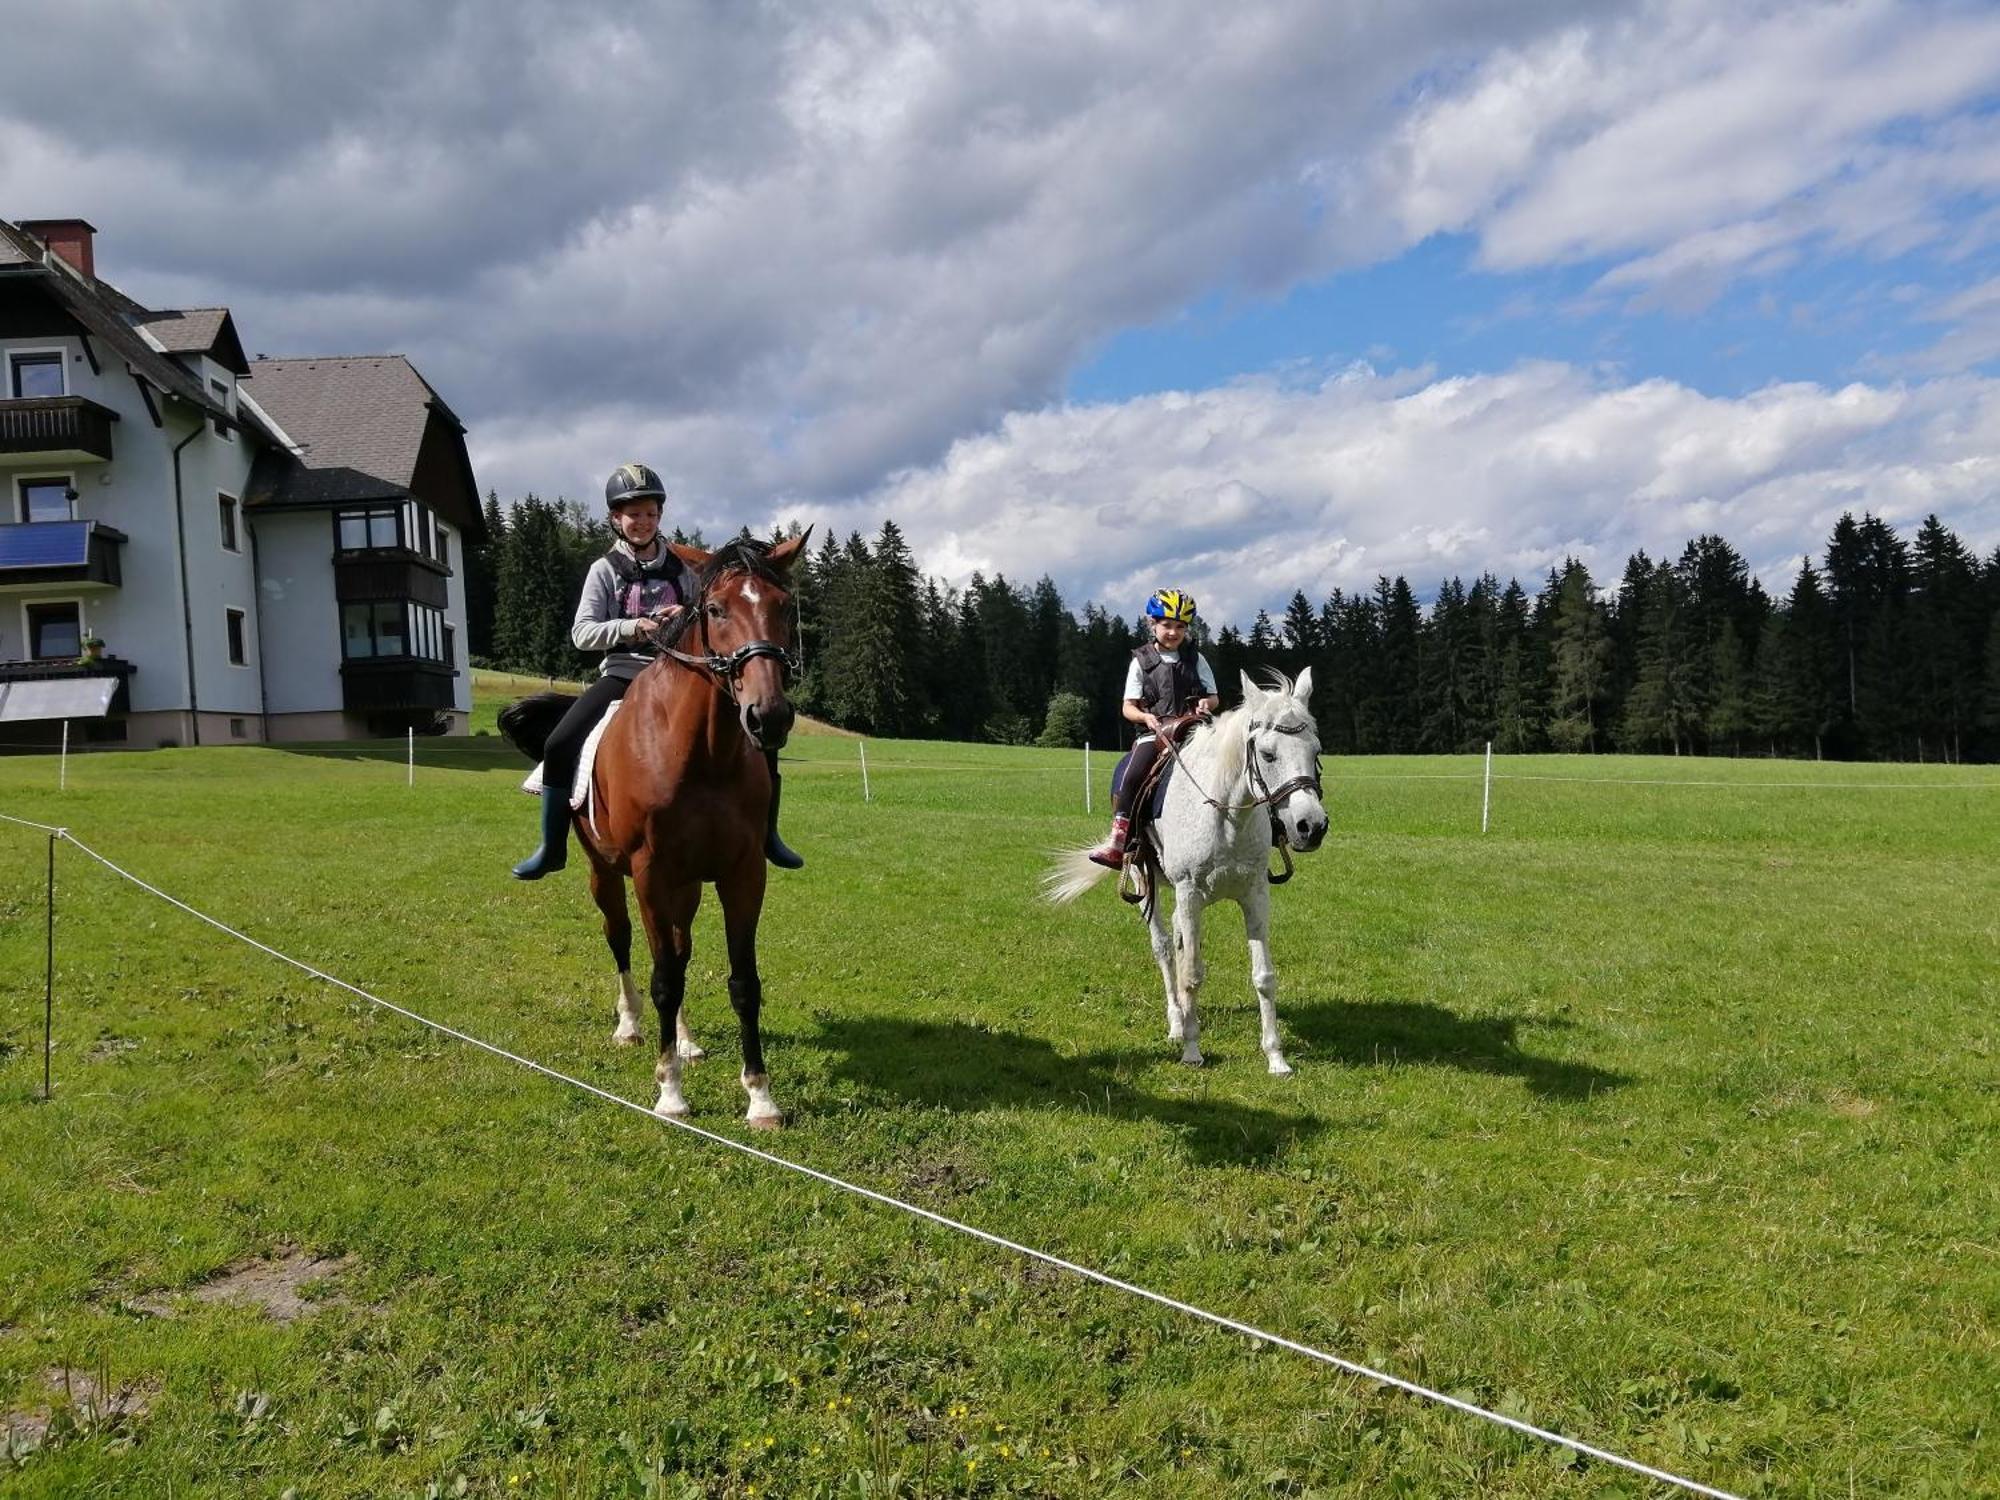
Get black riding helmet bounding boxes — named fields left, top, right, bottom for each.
left=605, top=462, right=667, bottom=512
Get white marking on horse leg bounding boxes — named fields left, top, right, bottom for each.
left=1147, top=901, right=1180, bottom=1041
left=653, top=1052, right=689, bottom=1119
left=675, top=1007, right=706, bottom=1061
left=613, top=972, right=644, bottom=1046
left=1243, top=885, right=1291, bottom=1075
left=1173, top=890, right=1206, bottom=1066
left=742, top=1070, right=782, bottom=1129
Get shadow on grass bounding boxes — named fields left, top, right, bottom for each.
left=815, top=1015, right=1322, bottom=1167
left=1283, top=997, right=1631, bottom=1101
left=276, top=738, right=523, bottom=774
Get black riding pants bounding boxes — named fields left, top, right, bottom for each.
left=1115, top=736, right=1165, bottom=817
left=541, top=674, right=630, bottom=794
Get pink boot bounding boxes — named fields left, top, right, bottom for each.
left=1088, top=813, right=1131, bottom=869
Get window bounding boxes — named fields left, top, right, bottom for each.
left=443, top=623, right=455, bottom=666
left=27, top=601, right=81, bottom=660
left=8, top=350, right=65, bottom=399
left=436, top=526, right=451, bottom=570
left=218, top=493, right=239, bottom=551
left=210, top=378, right=233, bottom=439
left=18, top=476, right=74, bottom=523
left=226, top=608, right=247, bottom=666
left=229, top=717, right=247, bottom=739
left=342, top=601, right=408, bottom=658
left=336, top=507, right=401, bottom=551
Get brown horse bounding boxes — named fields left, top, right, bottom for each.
left=502, top=533, right=808, bottom=1127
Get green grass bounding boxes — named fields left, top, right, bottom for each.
left=1, top=706, right=1996, bottom=1497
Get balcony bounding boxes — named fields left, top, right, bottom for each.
left=0, top=520, right=126, bottom=590
left=0, top=655, right=135, bottom=721
left=340, top=656, right=456, bottom=714
left=0, top=396, right=119, bottom=463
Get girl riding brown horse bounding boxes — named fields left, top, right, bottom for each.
left=502, top=528, right=810, bottom=1127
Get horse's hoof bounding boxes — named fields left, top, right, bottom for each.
left=1267, top=1059, right=1295, bottom=1077
left=677, top=1042, right=707, bottom=1062
left=1180, top=1052, right=1205, bottom=1068
left=612, top=1028, right=643, bottom=1047
left=745, top=1111, right=784, bottom=1131
left=653, top=1106, right=690, bottom=1122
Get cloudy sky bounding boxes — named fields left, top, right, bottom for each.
left=4, top=0, right=1997, bottom=622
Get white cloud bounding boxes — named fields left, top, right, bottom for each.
left=2, top=0, right=1994, bottom=531
left=821, top=363, right=1999, bottom=623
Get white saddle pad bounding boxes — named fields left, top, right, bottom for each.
left=521, top=699, right=621, bottom=827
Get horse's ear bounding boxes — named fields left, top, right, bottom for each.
left=767, top=526, right=812, bottom=572
left=668, top=541, right=713, bottom=570
left=1238, top=671, right=1265, bottom=709
left=1293, top=666, right=1314, bottom=705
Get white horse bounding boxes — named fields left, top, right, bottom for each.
left=1045, top=669, right=1329, bottom=1072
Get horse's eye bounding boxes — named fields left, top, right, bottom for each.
left=706, top=603, right=725, bottom=619
left=1261, top=746, right=1277, bottom=762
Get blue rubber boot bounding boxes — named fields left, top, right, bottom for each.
left=764, top=752, right=804, bottom=870
left=512, top=784, right=572, bottom=879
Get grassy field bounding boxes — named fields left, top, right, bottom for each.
left=1, top=698, right=1996, bottom=1497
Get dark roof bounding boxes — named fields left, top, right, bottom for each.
left=138, top=307, right=250, bottom=374
left=242, top=356, right=476, bottom=523
left=0, top=218, right=249, bottom=431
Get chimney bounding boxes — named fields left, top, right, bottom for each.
left=20, top=219, right=97, bottom=280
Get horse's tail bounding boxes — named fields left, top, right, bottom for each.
left=498, top=691, right=577, bottom=762
left=1041, top=846, right=1117, bottom=905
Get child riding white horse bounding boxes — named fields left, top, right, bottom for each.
left=1047, top=670, right=1329, bottom=1073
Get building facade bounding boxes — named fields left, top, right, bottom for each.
left=0, top=217, right=483, bottom=747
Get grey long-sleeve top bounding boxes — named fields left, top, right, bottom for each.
left=571, top=540, right=696, bottom=681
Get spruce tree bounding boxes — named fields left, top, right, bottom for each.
left=1546, top=560, right=1611, bottom=752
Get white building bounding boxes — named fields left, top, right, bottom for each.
left=0, top=216, right=484, bottom=748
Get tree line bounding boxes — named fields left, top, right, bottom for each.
left=466, top=497, right=2000, bottom=762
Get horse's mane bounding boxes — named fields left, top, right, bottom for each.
left=657, top=538, right=793, bottom=653
left=1181, top=668, right=1306, bottom=782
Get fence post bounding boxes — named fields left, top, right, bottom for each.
left=60, top=720, right=69, bottom=792
left=43, top=831, right=56, bottom=1101
left=407, top=727, right=415, bottom=787
left=859, top=740, right=871, bottom=803
left=1084, top=742, right=1091, bottom=814
left=1482, top=741, right=1493, bottom=834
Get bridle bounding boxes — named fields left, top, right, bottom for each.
left=1155, top=712, right=1323, bottom=886
left=658, top=569, right=799, bottom=707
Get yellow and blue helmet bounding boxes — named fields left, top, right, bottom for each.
left=1146, top=588, right=1197, bottom=624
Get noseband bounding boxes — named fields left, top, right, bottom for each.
left=1246, top=719, right=1323, bottom=813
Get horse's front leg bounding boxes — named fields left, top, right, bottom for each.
left=1240, top=880, right=1291, bottom=1075
left=719, top=862, right=781, bottom=1128
left=1172, top=886, right=1206, bottom=1066
left=586, top=855, right=643, bottom=1047
left=639, top=874, right=701, bottom=1118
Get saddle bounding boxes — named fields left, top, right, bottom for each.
left=520, top=699, right=622, bottom=837
left=1114, top=714, right=1200, bottom=915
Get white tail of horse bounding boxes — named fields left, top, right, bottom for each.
left=1041, top=845, right=1116, bottom=905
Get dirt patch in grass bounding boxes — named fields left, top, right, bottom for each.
left=900, top=1158, right=990, bottom=1199
left=133, top=1248, right=358, bottom=1323
left=3, top=1367, right=153, bottom=1455
left=88, top=1036, right=139, bottom=1061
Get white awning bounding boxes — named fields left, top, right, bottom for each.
left=0, top=677, right=118, bottom=722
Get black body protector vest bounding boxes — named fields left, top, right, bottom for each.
left=605, top=546, right=690, bottom=660
left=1133, top=642, right=1207, bottom=719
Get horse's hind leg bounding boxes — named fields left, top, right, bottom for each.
left=587, top=857, right=644, bottom=1047
left=639, top=876, right=701, bottom=1119
left=1240, top=881, right=1291, bottom=1076
left=1147, top=898, right=1180, bottom=1043
left=1172, top=886, right=1206, bottom=1067
left=719, top=863, right=781, bottom=1129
